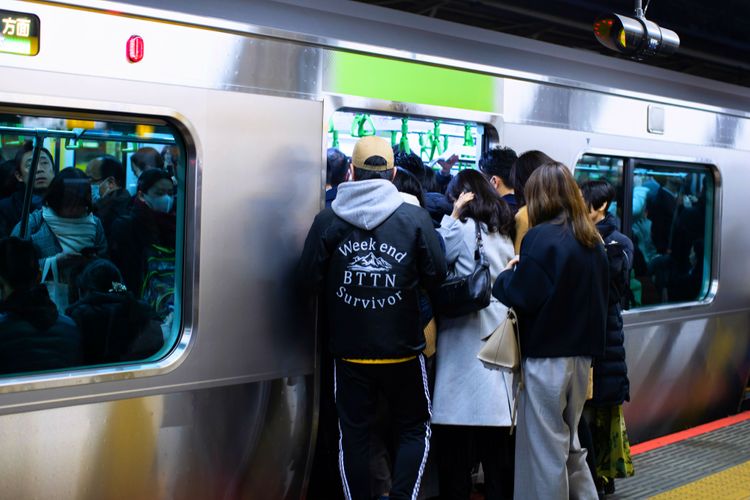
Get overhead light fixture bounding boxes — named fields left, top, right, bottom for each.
left=593, top=0, right=679, bottom=59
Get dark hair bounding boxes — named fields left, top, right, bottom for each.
left=97, top=155, right=126, bottom=187
left=446, top=169, right=514, bottom=236
left=352, top=155, right=393, bottom=181
left=76, top=259, right=125, bottom=294
left=14, top=140, right=54, bottom=175
left=393, top=145, right=428, bottom=181
left=479, top=146, right=518, bottom=187
left=0, top=159, right=19, bottom=198
left=526, top=162, right=600, bottom=248
left=326, top=148, right=348, bottom=187
left=579, top=180, right=616, bottom=212
left=137, top=168, right=173, bottom=194
left=131, top=147, right=164, bottom=171
left=421, top=167, right=440, bottom=194
left=0, top=237, right=39, bottom=291
left=393, top=167, right=426, bottom=207
left=512, top=150, right=554, bottom=207
left=44, top=167, right=93, bottom=215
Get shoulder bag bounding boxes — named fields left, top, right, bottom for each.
left=435, top=220, right=491, bottom=318
left=478, top=307, right=524, bottom=433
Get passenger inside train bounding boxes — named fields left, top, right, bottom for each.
left=0, top=111, right=182, bottom=376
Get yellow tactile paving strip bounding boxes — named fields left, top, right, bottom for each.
left=649, top=460, right=750, bottom=499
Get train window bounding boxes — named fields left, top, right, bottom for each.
left=574, top=154, right=626, bottom=231
left=575, top=154, right=714, bottom=308
left=0, top=110, right=184, bottom=376
left=328, top=111, right=486, bottom=177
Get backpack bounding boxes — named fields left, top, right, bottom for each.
left=604, top=239, right=633, bottom=310
left=140, top=244, right=175, bottom=320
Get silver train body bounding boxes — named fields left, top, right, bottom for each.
left=0, top=0, right=749, bottom=498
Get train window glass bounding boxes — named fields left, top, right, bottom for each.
left=328, top=111, right=485, bottom=176
left=631, top=162, right=713, bottom=306
left=0, top=110, right=184, bottom=377
left=574, top=154, right=626, bottom=231
left=574, top=153, right=714, bottom=309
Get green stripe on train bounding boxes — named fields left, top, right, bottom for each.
left=330, top=52, right=495, bottom=112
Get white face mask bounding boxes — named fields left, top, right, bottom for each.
left=144, top=193, right=173, bottom=213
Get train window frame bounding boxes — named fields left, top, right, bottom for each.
left=573, top=150, right=719, bottom=312
left=0, top=103, right=197, bottom=392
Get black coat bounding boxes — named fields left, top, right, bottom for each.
left=0, top=286, right=82, bottom=374
left=66, top=291, right=163, bottom=364
left=591, top=214, right=634, bottom=405
left=93, top=188, right=132, bottom=241
left=492, top=218, right=608, bottom=358
left=0, top=189, right=42, bottom=238
left=298, top=204, right=446, bottom=359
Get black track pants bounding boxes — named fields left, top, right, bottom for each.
left=334, top=356, right=432, bottom=500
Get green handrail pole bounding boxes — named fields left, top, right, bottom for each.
left=19, top=133, right=44, bottom=239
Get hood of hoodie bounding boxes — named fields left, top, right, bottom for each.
left=332, top=179, right=403, bottom=230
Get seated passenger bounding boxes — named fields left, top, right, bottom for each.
left=87, top=155, right=132, bottom=239
left=110, top=168, right=176, bottom=319
left=66, top=259, right=163, bottom=364
left=0, top=237, right=82, bottom=374
left=0, top=141, right=55, bottom=237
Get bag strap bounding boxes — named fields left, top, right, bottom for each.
left=473, top=220, right=485, bottom=261
left=509, top=308, right=523, bottom=435
left=41, top=255, right=60, bottom=283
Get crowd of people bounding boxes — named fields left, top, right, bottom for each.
left=300, top=136, right=639, bottom=500
left=0, top=141, right=177, bottom=374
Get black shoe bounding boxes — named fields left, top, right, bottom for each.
left=603, top=479, right=615, bottom=495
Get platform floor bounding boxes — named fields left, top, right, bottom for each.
left=611, top=412, right=750, bottom=499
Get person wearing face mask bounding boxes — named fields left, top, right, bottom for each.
left=109, top=168, right=176, bottom=311
left=86, top=155, right=132, bottom=241
left=10, top=168, right=108, bottom=311
left=0, top=141, right=56, bottom=237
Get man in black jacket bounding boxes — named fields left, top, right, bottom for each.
left=299, top=136, right=446, bottom=500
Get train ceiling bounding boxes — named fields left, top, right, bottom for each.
left=356, top=0, right=750, bottom=87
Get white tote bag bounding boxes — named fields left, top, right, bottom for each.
left=42, top=256, right=69, bottom=314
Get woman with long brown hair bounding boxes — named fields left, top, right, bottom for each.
left=432, top=169, right=516, bottom=499
left=492, top=161, right=608, bottom=500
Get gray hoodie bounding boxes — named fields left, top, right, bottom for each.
left=332, top=179, right=404, bottom=230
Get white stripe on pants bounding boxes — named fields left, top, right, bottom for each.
left=514, top=356, right=598, bottom=500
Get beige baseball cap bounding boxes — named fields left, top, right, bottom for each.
left=351, top=136, right=394, bottom=171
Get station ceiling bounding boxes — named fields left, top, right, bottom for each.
left=356, top=0, right=750, bottom=87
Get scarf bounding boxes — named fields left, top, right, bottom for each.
left=42, top=206, right=97, bottom=254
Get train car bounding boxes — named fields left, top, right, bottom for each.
left=0, top=0, right=748, bottom=498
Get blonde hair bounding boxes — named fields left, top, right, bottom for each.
left=525, top=162, right=601, bottom=248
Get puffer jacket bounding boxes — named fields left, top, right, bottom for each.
left=0, top=286, right=82, bottom=374
left=591, top=213, right=634, bottom=406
